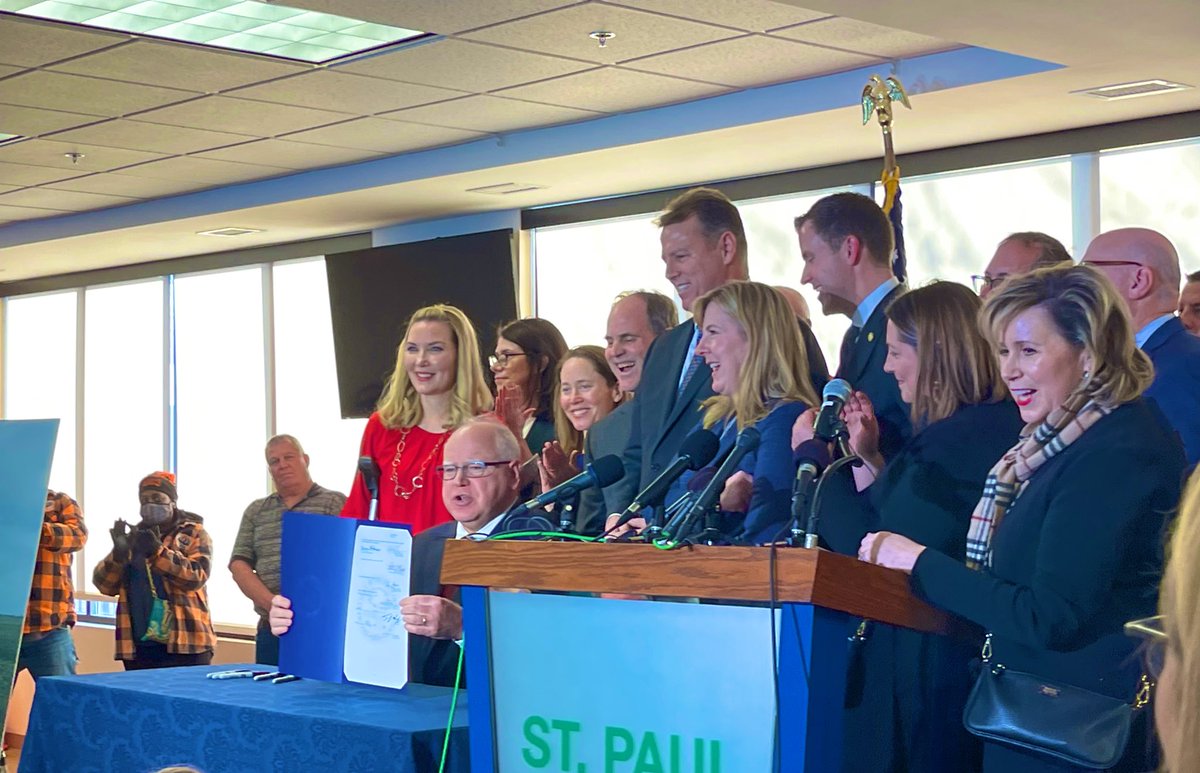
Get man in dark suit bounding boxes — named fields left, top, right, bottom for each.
left=268, top=419, right=524, bottom=686
left=1083, top=228, right=1200, bottom=465
left=609, top=187, right=830, bottom=521
left=796, top=192, right=912, bottom=460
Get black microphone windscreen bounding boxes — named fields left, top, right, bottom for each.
left=687, top=466, right=718, bottom=493
left=679, top=430, right=720, bottom=471
left=589, top=455, right=625, bottom=487
left=823, top=378, right=853, bottom=403
left=735, top=425, right=761, bottom=451
left=793, top=439, right=831, bottom=471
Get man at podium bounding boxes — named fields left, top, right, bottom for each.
left=269, top=418, right=525, bottom=686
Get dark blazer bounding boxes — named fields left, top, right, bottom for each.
left=838, top=284, right=911, bottom=460
left=408, top=521, right=462, bottom=688
left=586, top=401, right=635, bottom=520
left=1143, top=316, right=1200, bottom=466
left=799, top=317, right=831, bottom=396
left=819, top=400, right=1024, bottom=773
left=910, top=400, right=1185, bottom=773
left=610, top=320, right=713, bottom=512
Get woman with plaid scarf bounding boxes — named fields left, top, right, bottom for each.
left=862, top=265, right=1186, bottom=772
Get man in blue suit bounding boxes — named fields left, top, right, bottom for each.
left=1084, top=228, right=1200, bottom=465
left=796, top=192, right=912, bottom=460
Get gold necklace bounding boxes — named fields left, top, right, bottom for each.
left=391, top=427, right=449, bottom=500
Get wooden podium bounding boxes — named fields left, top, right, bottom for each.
left=442, top=541, right=950, bottom=773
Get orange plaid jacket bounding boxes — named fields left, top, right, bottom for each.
left=92, top=511, right=215, bottom=659
left=25, top=491, right=88, bottom=635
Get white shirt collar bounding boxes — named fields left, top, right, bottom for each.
left=852, top=277, right=901, bottom=328
left=455, top=512, right=506, bottom=540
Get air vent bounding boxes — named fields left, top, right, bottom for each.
left=196, top=227, right=264, bottom=237
left=1073, top=80, right=1192, bottom=101
left=466, top=182, right=546, bottom=196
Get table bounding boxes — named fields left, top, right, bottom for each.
left=18, top=664, right=469, bottom=773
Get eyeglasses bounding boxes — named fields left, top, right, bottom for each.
left=1082, top=260, right=1144, bottom=269
left=1124, top=615, right=1167, bottom=679
left=488, top=352, right=527, bottom=368
left=971, top=274, right=1006, bottom=294
left=435, top=460, right=512, bottom=480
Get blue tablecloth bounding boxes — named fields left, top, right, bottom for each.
left=19, top=664, right=469, bottom=773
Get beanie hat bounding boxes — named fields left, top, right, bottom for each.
left=139, top=471, right=178, bottom=503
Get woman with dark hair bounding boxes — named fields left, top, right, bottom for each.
left=865, top=266, right=1186, bottom=772
left=539, top=345, right=623, bottom=534
left=795, top=280, right=1023, bottom=772
left=491, top=318, right=568, bottom=455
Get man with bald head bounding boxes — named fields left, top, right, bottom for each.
left=269, top=418, right=524, bottom=685
left=1083, top=227, right=1200, bottom=464
left=975, top=231, right=1072, bottom=298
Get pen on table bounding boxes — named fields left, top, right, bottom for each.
left=207, top=670, right=266, bottom=680
left=252, top=671, right=283, bottom=681
left=272, top=674, right=301, bottom=684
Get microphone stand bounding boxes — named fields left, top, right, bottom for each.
left=688, top=501, right=729, bottom=546
left=803, top=418, right=861, bottom=549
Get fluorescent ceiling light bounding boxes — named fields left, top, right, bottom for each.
left=466, top=182, right=546, bottom=195
left=0, top=0, right=428, bottom=63
left=1072, top=79, right=1193, bottom=100
left=196, top=226, right=263, bottom=236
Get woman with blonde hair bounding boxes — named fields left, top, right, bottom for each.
left=866, top=265, right=1185, bottom=772
left=795, top=281, right=1024, bottom=772
left=1145, top=468, right=1200, bottom=772
left=340, top=304, right=491, bottom=533
left=539, top=345, right=623, bottom=534
left=688, top=281, right=818, bottom=544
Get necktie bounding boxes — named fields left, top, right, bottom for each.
left=678, top=352, right=704, bottom=397
left=838, top=325, right=860, bottom=377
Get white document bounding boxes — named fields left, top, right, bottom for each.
left=342, top=524, right=412, bottom=689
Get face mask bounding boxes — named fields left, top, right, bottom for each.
left=140, top=502, right=173, bottom=525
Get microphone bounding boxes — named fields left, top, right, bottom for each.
left=790, top=439, right=831, bottom=547
left=507, top=454, right=625, bottom=520
left=357, top=456, right=380, bottom=521
left=609, top=430, right=720, bottom=533
left=656, top=467, right=717, bottom=543
left=813, top=379, right=852, bottom=444
left=663, top=426, right=761, bottom=542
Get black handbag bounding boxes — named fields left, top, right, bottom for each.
left=962, top=633, right=1152, bottom=770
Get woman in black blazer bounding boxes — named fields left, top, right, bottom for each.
left=796, top=281, right=1023, bottom=772
left=865, top=266, right=1186, bottom=772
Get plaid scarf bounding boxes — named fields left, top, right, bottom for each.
left=965, top=389, right=1112, bottom=569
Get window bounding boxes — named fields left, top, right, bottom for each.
left=82, top=279, right=167, bottom=579
left=272, top=258, right=365, bottom=497
left=2, top=290, right=77, bottom=494
left=174, top=267, right=268, bottom=628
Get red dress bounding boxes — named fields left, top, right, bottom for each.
left=340, top=412, right=452, bottom=534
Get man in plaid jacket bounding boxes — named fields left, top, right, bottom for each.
left=16, top=491, right=87, bottom=678
left=92, top=472, right=215, bottom=669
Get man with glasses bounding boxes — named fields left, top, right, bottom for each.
left=972, top=231, right=1071, bottom=298
left=1083, top=227, right=1200, bottom=465
left=268, top=418, right=524, bottom=685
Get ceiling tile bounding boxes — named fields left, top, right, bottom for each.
left=0, top=202, right=70, bottom=220
left=495, top=66, right=727, bottom=112
left=118, top=156, right=294, bottom=184
left=281, top=116, right=486, bottom=153
left=0, top=17, right=127, bottom=67
left=50, top=40, right=308, bottom=93
left=0, top=183, right=19, bottom=194
left=0, top=71, right=198, bottom=116
left=381, top=94, right=602, bottom=133
left=44, top=173, right=213, bottom=199
left=0, top=159, right=87, bottom=186
left=0, top=103, right=104, bottom=137
left=134, top=96, right=350, bottom=136
left=462, top=4, right=740, bottom=65
left=339, top=39, right=594, bottom=93
left=228, top=71, right=467, bottom=115
left=625, top=34, right=878, bottom=88
left=771, top=17, right=953, bottom=59
left=48, top=120, right=255, bottom=155
left=0, top=64, right=21, bottom=78
left=0, top=139, right=167, bottom=172
left=279, top=0, right=578, bottom=34
left=196, top=139, right=384, bottom=170
left=604, top=0, right=831, bottom=32
left=0, top=187, right=138, bottom=212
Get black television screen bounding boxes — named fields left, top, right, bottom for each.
left=325, top=229, right=517, bottom=418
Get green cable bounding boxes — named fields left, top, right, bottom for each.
left=437, top=638, right=466, bottom=773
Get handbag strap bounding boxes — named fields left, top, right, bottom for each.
left=980, top=631, right=1153, bottom=709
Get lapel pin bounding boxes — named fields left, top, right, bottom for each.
left=867, top=332, right=875, bottom=342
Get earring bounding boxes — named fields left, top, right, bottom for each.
left=1083, top=370, right=1091, bottom=380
